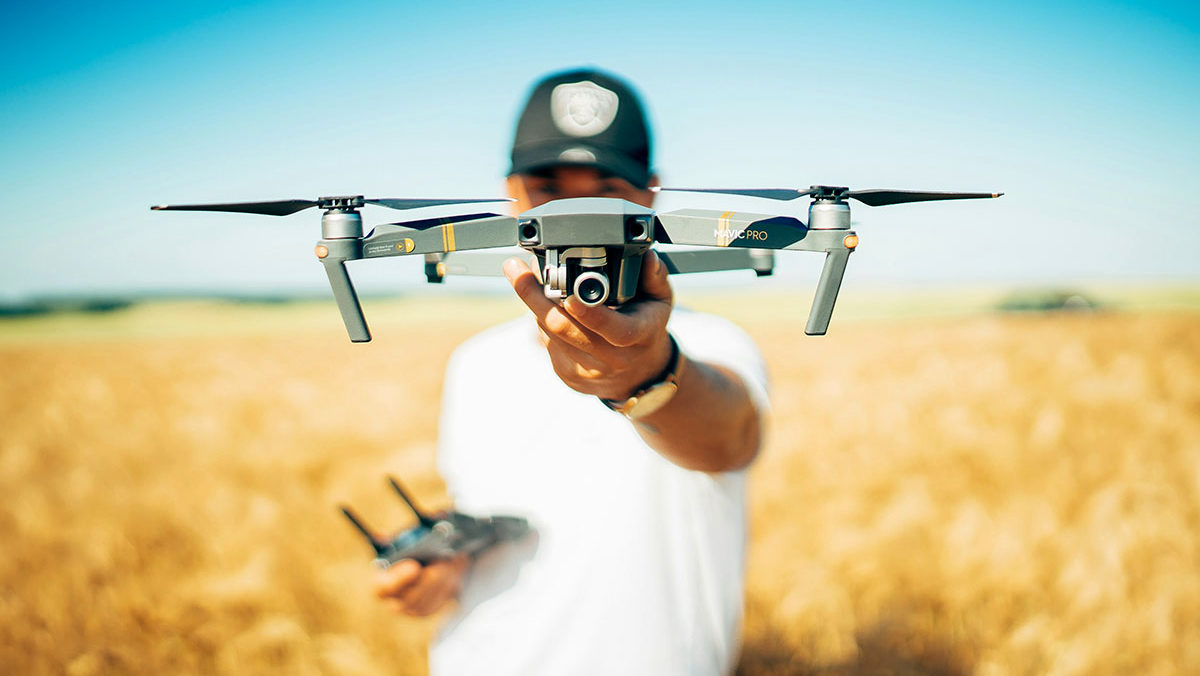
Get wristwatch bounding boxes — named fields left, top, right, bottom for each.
left=600, top=335, right=681, bottom=419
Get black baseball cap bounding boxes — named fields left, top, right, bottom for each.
left=509, top=68, right=653, bottom=189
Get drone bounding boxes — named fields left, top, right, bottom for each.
left=340, top=476, right=531, bottom=567
left=152, top=185, right=1002, bottom=341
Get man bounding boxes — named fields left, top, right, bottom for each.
left=374, top=68, right=770, bottom=675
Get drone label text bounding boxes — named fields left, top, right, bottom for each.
left=714, top=228, right=768, bottom=241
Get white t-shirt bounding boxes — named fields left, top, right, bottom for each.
left=430, top=308, right=769, bottom=676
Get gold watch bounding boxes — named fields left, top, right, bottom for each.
left=600, top=335, right=681, bottom=419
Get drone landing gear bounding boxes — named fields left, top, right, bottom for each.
left=806, top=247, right=851, bottom=336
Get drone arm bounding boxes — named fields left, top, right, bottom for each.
left=657, top=209, right=858, bottom=333
left=361, top=214, right=519, bottom=260
left=423, top=251, right=538, bottom=281
left=654, top=210, right=807, bottom=249
left=657, top=249, right=775, bottom=276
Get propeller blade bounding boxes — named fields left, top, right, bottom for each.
left=847, top=190, right=1004, bottom=207
left=150, top=199, right=318, bottom=216
left=151, top=196, right=514, bottom=215
left=652, top=187, right=815, bottom=201
left=366, top=197, right=515, bottom=211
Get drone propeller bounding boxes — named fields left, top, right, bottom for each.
left=842, top=189, right=1003, bottom=207
left=652, top=187, right=816, bottom=201
left=369, top=197, right=515, bottom=211
left=654, top=186, right=1002, bottom=207
left=150, top=195, right=514, bottom=216
left=151, top=199, right=322, bottom=216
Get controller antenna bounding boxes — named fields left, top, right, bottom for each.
left=388, top=476, right=437, bottom=528
left=339, top=505, right=387, bottom=557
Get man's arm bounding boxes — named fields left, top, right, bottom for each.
left=503, top=250, right=763, bottom=473
left=628, top=353, right=762, bottom=472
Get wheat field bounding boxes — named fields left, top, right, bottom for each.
left=2, top=293, right=1198, bottom=675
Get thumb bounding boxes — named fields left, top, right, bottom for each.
left=639, top=250, right=673, bottom=304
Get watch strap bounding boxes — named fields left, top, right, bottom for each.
left=600, top=335, right=680, bottom=418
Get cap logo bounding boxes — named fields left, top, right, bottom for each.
left=557, top=147, right=597, bottom=163
left=550, top=80, right=619, bottom=138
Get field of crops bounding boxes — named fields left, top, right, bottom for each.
left=2, top=292, right=1198, bottom=674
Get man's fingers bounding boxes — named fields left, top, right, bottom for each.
left=638, top=250, right=673, bottom=304
left=542, top=305, right=606, bottom=352
left=504, top=257, right=554, bottom=317
left=374, top=556, right=462, bottom=616
left=509, top=253, right=670, bottom=353
left=398, top=573, right=441, bottom=614
left=539, top=321, right=612, bottom=369
left=508, top=257, right=614, bottom=354
left=562, top=251, right=672, bottom=347
left=374, top=559, right=421, bottom=598
left=397, top=555, right=468, bottom=616
left=563, top=295, right=668, bottom=348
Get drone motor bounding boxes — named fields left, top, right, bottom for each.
left=544, top=246, right=612, bottom=306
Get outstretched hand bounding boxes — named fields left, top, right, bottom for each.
left=503, top=251, right=674, bottom=401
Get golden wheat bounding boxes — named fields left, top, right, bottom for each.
left=2, top=304, right=1197, bottom=675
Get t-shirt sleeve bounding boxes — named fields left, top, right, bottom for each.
left=668, top=309, right=770, bottom=419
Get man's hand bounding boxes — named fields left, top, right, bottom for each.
left=503, top=250, right=674, bottom=401
left=373, top=555, right=470, bottom=617
left=506, top=247, right=762, bottom=472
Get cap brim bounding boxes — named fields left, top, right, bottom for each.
left=510, top=141, right=650, bottom=189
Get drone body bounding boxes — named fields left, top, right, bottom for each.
left=340, top=476, right=530, bottom=567
left=152, top=184, right=1001, bottom=342
left=312, top=194, right=861, bottom=341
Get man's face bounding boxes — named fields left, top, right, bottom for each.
left=506, top=165, right=658, bottom=212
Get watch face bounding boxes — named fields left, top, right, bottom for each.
left=628, top=382, right=679, bottom=418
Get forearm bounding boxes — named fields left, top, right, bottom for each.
left=632, top=352, right=762, bottom=473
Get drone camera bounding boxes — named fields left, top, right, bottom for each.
left=574, top=271, right=610, bottom=306
left=625, top=216, right=651, bottom=242
left=518, top=219, right=540, bottom=245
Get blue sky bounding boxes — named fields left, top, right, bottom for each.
left=1, top=0, right=1197, bottom=300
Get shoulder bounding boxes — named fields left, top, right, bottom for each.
left=668, top=307, right=765, bottom=363
left=669, top=306, right=770, bottom=408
